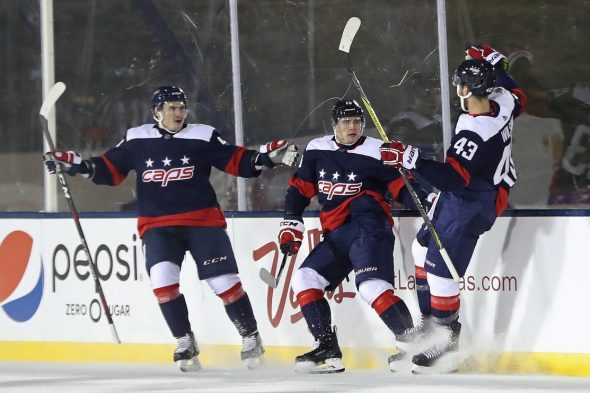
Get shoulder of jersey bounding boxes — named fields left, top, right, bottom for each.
left=352, top=136, right=382, bottom=160
left=125, top=124, right=161, bottom=141
left=124, top=123, right=216, bottom=142
left=305, top=135, right=336, bottom=151
left=456, top=88, right=516, bottom=142
left=174, top=124, right=216, bottom=141
left=305, top=135, right=381, bottom=160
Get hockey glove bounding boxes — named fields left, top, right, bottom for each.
left=465, top=44, right=509, bottom=70
left=278, top=215, right=305, bottom=255
left=256, top=140, right=300, bottom=168
left=44, top=150, right=94, bottom=178
left=380, top=141, right=420, bottom=170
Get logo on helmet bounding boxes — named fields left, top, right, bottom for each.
left=151, top=85, right=187, bottom=109
left=453, top=59, right=495, bottom=97
left=331, top=98, right=365, bottom=124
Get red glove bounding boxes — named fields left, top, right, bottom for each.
left=278, top=216, right=305, bottom=255
left=260, top=140, right=288, bottom=153
left=44, top=150, right=94, bottom=178
left=257, top=140, right=300, bottom=168
left=380, top=141, right=419, bottom=170
left=465, top=44, right=508, bottom=70
left=44, top=150, right=82, bottom=176
left=380, top=141, right=405, bottom=168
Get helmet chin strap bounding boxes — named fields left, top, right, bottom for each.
left=457, top=85, right=472, bottom=112
left=153, top=110, right=180, bottom=134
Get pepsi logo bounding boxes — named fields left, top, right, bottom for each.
left=0, top=231, right=44, bottom=322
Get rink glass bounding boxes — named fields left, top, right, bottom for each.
left=1, top=0, right=588, bottom=212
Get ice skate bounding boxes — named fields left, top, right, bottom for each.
left=388, top=316, right=433, bottom=372
left=295, top=330, right=344, bottom=374
left=411, top=322, right=461, bottom=375
left=241, top=331, right=265, bottom=369
left=174, top=332, right=201, bottom=372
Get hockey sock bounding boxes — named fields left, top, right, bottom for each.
left=415, top=265, right=432, bottom=315
left=297, top=289, right=332, bottom=340
left=431, top=294, right=460, bottom=325
left=371, top=290, right=413, bottom=335
left=159, top=294, right=192, bottom=338
left=219, top=283, right=258, bottom=337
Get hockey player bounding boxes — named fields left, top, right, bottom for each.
left=44, top=85, right=299, bottom=371
left=380, top=44, right=526, bottom=374
left=278, top=99, right=428, bottom=374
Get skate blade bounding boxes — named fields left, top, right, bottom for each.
left=244, top=354, right=265, bottom=370
left=178, top=356, right=202, bottom=372
left=388, top=349, right=410, bottom=373
left=411, top=358, right=458, bottom=375
left=411, top=364, right=458, bottom=375
left=295, top=358, right=345, bottom=374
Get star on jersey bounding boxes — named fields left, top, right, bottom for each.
left=181, top=155, right=190, bottom=165
left=347, top=172, right=357, bottom=181
left=145, top=158, right=154, bottom=168
left=162, top=157, right=172, bottom=166
left=332, top=171, right=340, bottom=181
left=319, top=169, right=326, bottom=179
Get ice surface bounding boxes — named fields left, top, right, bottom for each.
left=0, top=362, right=588, bottom=393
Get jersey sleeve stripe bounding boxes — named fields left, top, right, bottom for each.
left=288, top=176, right=317, bottom=199
left=387, top=177, right=406, bottom=200
left=511, top=87, right=527, bottom=115
left=224, top=146, right=247, bottom=176
left=446, top=156, right=471, bottom=186
left=99, top=154, right=126, bottom=186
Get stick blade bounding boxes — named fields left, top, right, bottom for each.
left=339, top=17, right=361, bottom=53
left=40, top=82, right=67, bottom=119
left=259, top=268, right=278, bottom=288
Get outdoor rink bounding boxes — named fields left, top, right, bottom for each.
left=1, top=362, right=589, bottom=393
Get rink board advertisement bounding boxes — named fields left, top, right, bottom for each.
left=0, top=214, right=589, bottom=374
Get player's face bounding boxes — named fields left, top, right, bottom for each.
left=155, top=101, right=188, bottom=132
left=334, top=116, right=363, bottom=145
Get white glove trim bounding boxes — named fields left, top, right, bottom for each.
left=402, top=145, right=419, bottom=170
left=485, top=51, right=506, bottom=66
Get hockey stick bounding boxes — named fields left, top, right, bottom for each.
left=40, top=82, right=121, bottom=343
left=339, top=18, right=460, bottom=282
left=259, top=253, right=289, bottom=288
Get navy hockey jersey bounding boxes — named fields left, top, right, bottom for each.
left=285, top=135, right=418, bottom=231
left=417, top=86, right=524, bottom=213
left=90, top=123, right=260, bottom=236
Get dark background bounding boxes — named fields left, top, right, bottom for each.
left=1, top=0, right=588, bottom=211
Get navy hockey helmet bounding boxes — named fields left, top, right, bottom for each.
left=451, top=59, right=495, bottom=97
left=151, top=85, right=187, bottom=109
left=331, top=99, right=365, bottom=124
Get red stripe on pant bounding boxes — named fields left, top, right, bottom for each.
left=296, top=288, right=324, bottom=307
left=431, top=294, right=460, bottom=312
left=218, top=282, right=246, bottom=305
left=153, top=284, right=180, bottom=304
left=371, top=289, right=401, bottom=315
left=415, top=265, right=427, bottom=280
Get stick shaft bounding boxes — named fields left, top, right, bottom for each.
left=343, top=57, right=460, bottom=282
left=40, top=84, right=121, bottom=342
left=275, top=253, right=289, bottom=283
